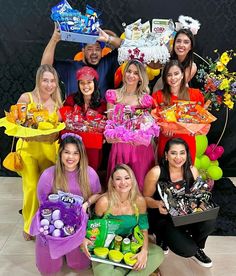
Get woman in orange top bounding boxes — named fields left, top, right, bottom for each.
left=152, top=60, right=204, bottom=163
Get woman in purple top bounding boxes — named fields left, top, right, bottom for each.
left=34, top=133, right=101, bottom=275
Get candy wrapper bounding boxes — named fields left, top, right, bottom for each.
left=104, top=104, right=160, bottom=146
left=86, top=218, right=121, bottom=250
left=151, top=101, right=217, bottom=136
left=157, top=177, right=219, bottom=226
left=51, top=1, right=101, bottom=43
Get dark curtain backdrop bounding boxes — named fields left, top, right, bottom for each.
left=0, top=0, right=235, bottom=176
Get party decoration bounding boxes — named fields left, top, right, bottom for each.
left=197, top=49, right=236, bottom=110
left=194, top=157, right=201, bottom=170
left=205, top=144, right=224, bottom=161
left=195, top=135, right=208, bottom=157
left=207, top=166, right=223, bottom=181
left=175, top=15, right=201, bottom=35
left=199, top=155, right=211, bottom=170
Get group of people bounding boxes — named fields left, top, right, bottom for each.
left=9, top=23, right=216, bottom=275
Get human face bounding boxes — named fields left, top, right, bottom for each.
left=112, top=169, right=133, bottom=194
left=166, top=65, right=183, bottom=90
left=166, top=144, right=187, bottom=168
left=83, top=43, right=102, bottom=66
left=79, top=80, right=95, bottom=97
left=39, top=71, right=57, bottom=97
left=174, top=33, right=192, bottom=60
left=125, top=64, right=140, bottom=87
left=61, top=143, right=80, bottom=172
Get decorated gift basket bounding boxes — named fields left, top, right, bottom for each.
left=30, top=191, right=88, bottom=259
left=151, top=99, right=217, bottom=136
left=59, top=105, right=106, bottom=149
left=51, top=0, right=101, bottom=44
left=86, top=218, right=144, bottom=269
left=104, top=104, right=160, bottom=147
left=0, top=102, right=65, bottom=139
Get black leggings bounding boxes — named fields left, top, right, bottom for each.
left=148, top=210, right=216, bottom=258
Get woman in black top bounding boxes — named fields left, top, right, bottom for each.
left=143, top=138, right=215, bottom=268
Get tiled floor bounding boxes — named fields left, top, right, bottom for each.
left=0, top=176, right=236, bottom=276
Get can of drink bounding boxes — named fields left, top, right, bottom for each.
left=114, top=235, right=122, bottom=251
left=122, top=238, right=131, bottom=253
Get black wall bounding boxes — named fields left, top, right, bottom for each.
left=0, top=0, right=235, bottom=176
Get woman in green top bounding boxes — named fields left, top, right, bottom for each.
left=81, top=164, right=164, bottom=275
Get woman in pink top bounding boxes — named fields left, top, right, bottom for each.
left=105, top=59, right=155, bottom=192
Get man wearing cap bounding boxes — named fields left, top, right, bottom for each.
left=41, top=24, right=122, bottom=99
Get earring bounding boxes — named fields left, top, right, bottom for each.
left=138, top=81, right=141, bottom=85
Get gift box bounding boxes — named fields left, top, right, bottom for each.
left=60, top=28, right=98, bottom=44
left=61, top=130, right=103, bottom=149
left=171, top=202, right=219, bottom=226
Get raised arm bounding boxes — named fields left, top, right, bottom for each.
left=97, top=28, right=123, bottom=49
left=41, top=23, right=61, bottom=65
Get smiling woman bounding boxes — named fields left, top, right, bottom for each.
left=143, top=138, right=216, bottom=268
left=80, top=164, right=164, bottom=275
left=61, top=66, right=107, bottom=171
left=15, top=64, right=63, bottom=241
left=152, top=59, right=205, bottom=163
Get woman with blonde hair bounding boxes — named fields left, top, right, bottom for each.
left=16, top=64, right=63, bottom=241
left=33, top=133, right=101, bottom=275
left=105, top=60, right=155, bottom=192
left=81, top=164, right=164, bottom=275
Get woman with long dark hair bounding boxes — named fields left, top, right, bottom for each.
left=34, top=133, right=101, bottom=275
left=143, top=138, right=215, bottom=268
left=62, top=66, right=106, bottom=170
left=153, top=28, right=197, bottom=92
left=152, top=59, right=204, bottom=162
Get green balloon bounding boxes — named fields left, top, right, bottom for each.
left=194, top=157, right=201, bottom=170
left=207, top=166, right=223, bottom=180
left=196, top=135, right=208, bottom=157
left=199, top=155, right=211, bottom=169
left=211, top=160, right=219, bottom=166
left=200, top=171, right=207, bottom=180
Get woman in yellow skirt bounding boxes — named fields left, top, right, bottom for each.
left=16, top=64, right=63, bottom=240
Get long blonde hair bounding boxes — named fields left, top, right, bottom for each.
left=117, top=60, right=150, bottom=103
left=53, top=135, right=91, bottom=200
left=33, top=64, right=63, bottom=107
left=107, top=164, right=141, bottom=213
